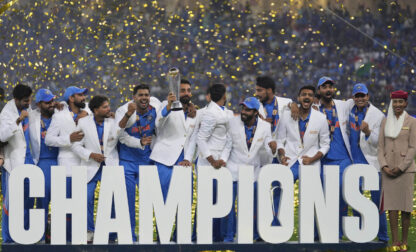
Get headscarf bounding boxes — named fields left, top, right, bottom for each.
left=384, top=91, right=408, bottom=139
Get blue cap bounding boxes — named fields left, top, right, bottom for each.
left=317, top=76, right=335, bottom=88
left=35, top=89, right=55, bottom=103
left=352, top=83, right=368, bottom=96
left=240, top=97, right=260, bottom=111
left=63, top=86, right=88, bottom=101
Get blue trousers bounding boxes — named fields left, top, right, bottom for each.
left=221, top=181, right=237, bottom=242
left=119, top=159, right=147, bottom=242
left=36, top=158, right=58, bottom=241
left=2, top=167, right=13, bottom=243
left=321, top=157, right=352, bottom=239
left=352, top=173, right=389, bottom=242
left=291, top=161, right=300, bottom=182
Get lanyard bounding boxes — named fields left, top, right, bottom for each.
left=353, top=105, right=368, bottom=129
left=246, top=122, right=257, bottom=150
left=320, top=101, right=337, bottom=141
left=299, top=121, right=309, bottom=147
left=352, top=105, right=369, bottom=147
left=264, top=97, right=279, bottom=130
left=94, top=118, right=104, bottom=153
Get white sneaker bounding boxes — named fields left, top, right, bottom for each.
left=87, top=230, right=94, bottom=244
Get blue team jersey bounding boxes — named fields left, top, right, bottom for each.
left=20, top=109, right=34, bottom=164
left=320, top=105, right=350, bottom=161
left=244, top=119, right=258, bottom=150
left=39, top=117, right=59, bottom=159
left=348, top=106, right=368, bottom=164
left=299, top=110, right=311, bottom=141
left=118, top=106, right=156, bottom=163
left=263, top=97, right=279, bottom=132
left=95, top=118, right=104, bottom=153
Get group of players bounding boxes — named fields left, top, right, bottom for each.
left=0, top=76, right=399, bottom=244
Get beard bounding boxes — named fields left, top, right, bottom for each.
left=42, top=108, right=54, bottom=118
left=74, top=101, right=86, bottom=109
left=180, top=95, right=191, bottom=104
left=258, top=96, right=268, bottom=103
left=241, top=113, right=254, bottom=124
left=322, top=92, right=334, bottom=103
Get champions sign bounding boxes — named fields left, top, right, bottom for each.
left=7, top=164, right=379, bottom=245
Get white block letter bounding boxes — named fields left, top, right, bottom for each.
left=299, top=165, right=339, bottom=243
left=237, top=165, right=254, bottom=243
left=343, top=164, right=379, bottom=242
left=139, top=165, right=192, bottom=244
left=197, top=166, right=233, bottom=244
left=9, top=164, right=45, bottom=244
left=257, top=164, right=294, bottom=243
left=51, top=166, right=87, bottom=244
left=93, top=166, right=132, bottom=244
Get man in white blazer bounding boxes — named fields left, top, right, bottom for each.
left=347, top=83, right=388, bottom=242
left=255, top=76, right=292, bottom=163
left=150, top=79, right=197, bottom=241
left=277, top=86, right=330, bottom=181
left=150, top=79, right=197, bottom=197
left=316, top=76, right=353, bottom=239
left=28, top=89, right=60, bottom=242
left=196, top=83, right=233, bottom=242
left=0, top=84, right=34, bottom=243
left=255, top=76, right=292, bottom=226
left=182, top=86, right=211, bottom=166
left=221, top=97, right=277, bottom=242
left=45, top=86, right=89, bottom=241
left=114, top=84, right=157, bottom=242
left=71, top=95, right=121, bottom=243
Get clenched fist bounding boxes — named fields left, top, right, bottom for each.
left=127, top=102, right=137, bottom=116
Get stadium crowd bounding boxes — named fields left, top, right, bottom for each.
left=0, top=0, right=415, bottom=113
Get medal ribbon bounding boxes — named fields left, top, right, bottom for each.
left=320, top=101, right=337, bottom=141
left=264, top=97, right=279, bottom=131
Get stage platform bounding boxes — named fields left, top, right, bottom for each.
left=2, top=241, right=388, bottom=252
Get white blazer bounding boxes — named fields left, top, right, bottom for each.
left=197, top=101, right=233, bottom=166
left=258, top=96, right=292, bottom=165
left=184, top=106, right=207, bottom=162
left=224, top=116, right=274, bottom=181
left=150, top=101, right=197, bottom=166
left=45, top=106, right=90, bottom=176
left=277, top=108, right=330, bottom=168
left=0, top=100, right=29, bottom=173
left=345, top=99, right=385, bottom=171
left=71, top=116, right=121, bottom=182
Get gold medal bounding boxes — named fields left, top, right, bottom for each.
left=136, top=115, right=140, bottom=121
left=40, top=120, right=45, bottom=129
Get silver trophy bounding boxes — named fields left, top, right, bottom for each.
left=167, top=67, right=183, bottom=111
